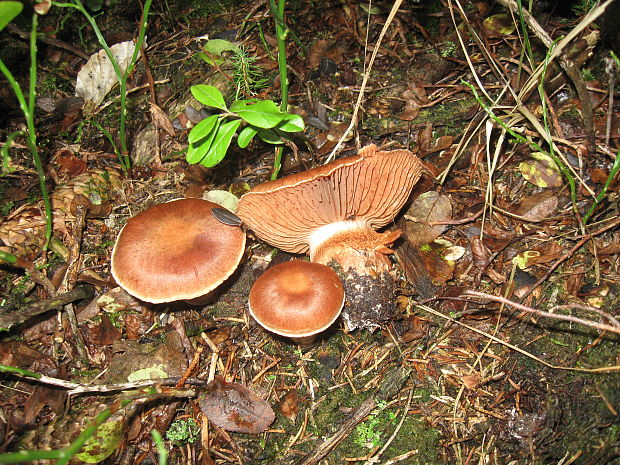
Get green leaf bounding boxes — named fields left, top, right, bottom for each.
left=237, top=126, right=257, bottom=148
left=201, top=119, right=242, bottom=167
left=191, top=85, right=227, bottom=111
left=277, top=113, right=305, bottom=132
left=84, top=0, right=103, bottom=11
left=257, top=128, right=284, bottom=145
left=188, top=114, right=218, bottom=143
left=199, top=39, right=241, bottom=66
left=76, top=420, right=124, bottom=463
left=230, top=100, right=286, bottom=128
left=186, top=119, right=221, bottom=164
left=0, top=2, right=23, bottom=32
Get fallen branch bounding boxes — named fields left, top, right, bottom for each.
left=0, top=285, right=94, bottom=331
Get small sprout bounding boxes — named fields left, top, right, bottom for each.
left=166, top=418, right=200, bottom=446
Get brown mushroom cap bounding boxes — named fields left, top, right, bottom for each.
left=236, top=144, right=423, bottom=254
left=111, top=198, right=246, bottom=303
left=248, top=260, right=345, bottom=338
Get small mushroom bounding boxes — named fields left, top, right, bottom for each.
left=237, top=145, right=423, bottom=331
left=111, top=198, right=246, bottom=304
left=248, top=260, right=344, bottom=344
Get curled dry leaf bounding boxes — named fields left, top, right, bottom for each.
left=404, top=191, right=453, bottom=246
left=76, top=40, right=141, bottom=110
left=279, top=389, right=299, bottom=422
left=150, top=103, right=176, bottom=137
left=199, top=377, right=275, bottom=434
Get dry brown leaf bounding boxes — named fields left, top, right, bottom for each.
left=404, top=192, right=453, bottom=246
left=56, top=152, right=87, bottom=178
left=199, top=377, right=275, bottom=434
left=150, top=102, right=176, bottom=137
left=279, top=389, right=299, bottom=423
left=516, top=191, right=558, bottom=221
left=460, top=373, right=481, bottom=389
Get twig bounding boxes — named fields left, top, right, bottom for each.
left=0, top=364, right=203, bottom=395
left=521, top=215, right=620, bottom=299
left=465, top=290, right=620, bottom=335
left=0, top=285, right=93, bottom=330
left=60, top=203, right=89, bottom=364
left=416, top=303, right=620, bottom=373
left=6, top=23, right=90, bottom=61
left=0, top=251, right=56, bottom=296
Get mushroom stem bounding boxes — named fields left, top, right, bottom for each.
left=309, top=221, right=401, bottom=275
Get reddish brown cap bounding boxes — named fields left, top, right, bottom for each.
left=111, top=198, right=246, bottom=303
left=236, top=144, right=423, bottom=254
left=248, top=260, right=344, bottom=338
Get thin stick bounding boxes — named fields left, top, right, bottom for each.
left=465, top=290, right=620, bottom=335
left=0, top=285, right=93, bottom=330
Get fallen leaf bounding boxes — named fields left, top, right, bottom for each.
left=516, top=191, right=558, bottom=221
left=483, top=13, right=516, bottom=37
left=404, top=192, right=453, bottom=246
left=519, top=152, right=562, bottom=188
left=199, top=377, right=275, bottom=434
left=460, top=373, right=481, bottom=389
left=56, top=152, right=87, bottom=178
left=150, top=102, right=176, bottom=136
left=279, top=389, right=299, bottom=423
left=76, top=40, right=142, bottom=111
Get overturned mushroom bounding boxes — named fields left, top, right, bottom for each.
left=248, top=260, right=344, bottom=344
left=237, top=144, right=423, bottom=331
left=111, top=198, right=245, bottom=304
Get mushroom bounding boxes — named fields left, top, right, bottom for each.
left=248, top=260, right=344, bottom=344
left=237, top=144, right=423, bottom=330
left=111, top=198, right=246, bottom=304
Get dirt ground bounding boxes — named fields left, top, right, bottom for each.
left=0, top=0, right=619, bottom=464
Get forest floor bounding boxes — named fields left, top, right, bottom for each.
left=0, top=0, right=619, bottom=464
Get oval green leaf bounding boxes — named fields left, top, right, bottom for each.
left=237, top=126, right=257, bottom=148
left=191, top=85, right=227, bottom=110
left=0, top=2, right=23, bottom=32
left=186, top=118, right=221, bottom=164
left=257, top=128, right=284, bottom=145
left=188, top=114, right=218, bottom=143
left=201, top=119, right=242, bottom=167
left=230, top=100, right=285, bottom=128
left=277, top=113, right=305, bottom=133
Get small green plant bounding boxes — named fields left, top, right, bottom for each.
left=165, top=418, right=200, bottom=446
left=230, top=46, right=269, bottom=99
left=354, top=404, right=397, bottom=449
left=581, top=67, right=595, bottom=81
left=198, top=40, right=268, bottom=100
left=186, top=84, right=304, bottom=168
left=572, top=0, right=597, bottom=16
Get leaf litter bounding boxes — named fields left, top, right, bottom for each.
left=0, top=1, right=619, bottom=464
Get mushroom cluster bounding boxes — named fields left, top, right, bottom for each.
left=238, top=144, right=424, bottom=331
left=111, top=198, right=246, bottom=304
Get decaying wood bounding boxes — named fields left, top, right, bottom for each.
left=0, top=285, right=94, bottom=330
